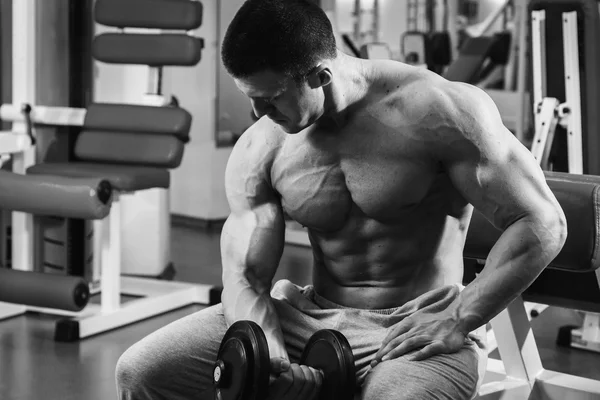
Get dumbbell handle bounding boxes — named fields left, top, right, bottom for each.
left=209, top=358, right=324, bottom=399
left=268, top=365, right=325, bottom=383
left=213, top=358, right=322, bottom=386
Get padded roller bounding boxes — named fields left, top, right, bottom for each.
left=0, top=170, right=112, bottom=219
left=28, top=163, right=169, bottom=192
left=93, top=33, right=204, bottom=66
left=85, top=103, right=192, bottom=142
left=0, top=268, right=90, bottom=311
left=94, top=0, right=203, bottom=30
left=75, top=132, right=185, bottom=169
left=465, top=171, right=600, bottom=273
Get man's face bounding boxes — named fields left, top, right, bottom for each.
left=234, top=69, right=322, bottom=133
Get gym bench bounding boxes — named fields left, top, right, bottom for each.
left=465, top=171, right=600, bottom=399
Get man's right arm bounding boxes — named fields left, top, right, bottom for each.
left=220, top=129, right=288, bottom=360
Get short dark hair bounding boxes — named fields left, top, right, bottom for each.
left=221, top=0, right=337, bottom=82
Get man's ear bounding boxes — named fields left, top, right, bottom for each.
left=307, top=64, right=332, bottom=89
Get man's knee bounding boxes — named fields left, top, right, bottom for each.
left=115, top=306, right=228, bottom=398
left=115, top=342, right=158, bottom=397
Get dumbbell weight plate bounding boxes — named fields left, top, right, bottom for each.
left=300, top=330, right=357, bottom=400
left=213, top=320, right=270, bottom=400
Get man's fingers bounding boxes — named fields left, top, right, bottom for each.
left=305, top=366, right=324, bottom=400
left=382, top=335, right=430, bottom=361
left=288, top=364, right=307, bottom=397
left=296, top=365, right=322, bottom=399
left=407, top=342, right=447, bottom=361
left=267, top=369, right=294, bottom=400
left=268, top=358, right=290, bottom=387
left=266, top=363, right=323, bottom=399
left=375, top=330, right=413, bottom=361
left=381, top=321, right=413, bottom=348
left=270, top=357, right=291, bottom=374
left=467, top=333, right=486, bottom=350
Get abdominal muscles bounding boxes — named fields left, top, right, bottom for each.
left=305, top=202, right=471, bottom=308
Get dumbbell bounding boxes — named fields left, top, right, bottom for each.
left=201, top=320, right=356, bottom=400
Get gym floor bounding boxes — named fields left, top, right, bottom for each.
left=1, top=222, right=599, bottom=400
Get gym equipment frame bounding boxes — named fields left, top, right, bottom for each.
left=0, top=0, right=220, bottom=341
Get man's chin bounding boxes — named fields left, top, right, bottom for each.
left=278, top=122, right=299, bottom=134
left=278, top=121, right=309, bottom=134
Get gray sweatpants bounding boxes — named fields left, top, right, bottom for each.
left=116, top=280, right=487, bottom=400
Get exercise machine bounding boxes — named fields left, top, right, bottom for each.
left=443, top=31, right=512, bottom=85
left=402, top=0, right=452, bottom=72
left=359, top=42, right=393, bottom=60
left=528, top=0, right=600, bottom=355
left=0, top=0, right=221, bottom=341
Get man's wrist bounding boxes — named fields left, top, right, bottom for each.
left=448, top=296, right=484, bottom=335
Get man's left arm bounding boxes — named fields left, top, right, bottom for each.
left=440, top=84, right=567, bottom=334
left=374, top=83, right=567, bottom=363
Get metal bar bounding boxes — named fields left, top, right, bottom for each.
left=354, top=0, right=361, bottom=42
left=11, top=0, right=37, bottom=273
left=535, top=369, right=600, bottom=398
left=91, top=219, right=103, bottom=295
left=77, top=283, right=213, bottom=339
left=580, top=313, right=600, bottom=348
left=514, top=0, right=529, bottom=142
left=120, top=275, right=214, bottom=297
left=0, top=104, right=86, bottom=126
left=373, top=0, right=379, bottom=42
left=490, top=296, right=543, bottom=384
left=530, top=97, right=559, bottom=169
left=562, top=11, right=583, bottom=174
left=531, top=11, right=547, bottom=125
left=0, top=302, right=27, bottom=320
left=101, top=193, right=121, bottom=313
left=146, top=67, right=162, bottom=95
left=0, top=132, right=32, bottom=155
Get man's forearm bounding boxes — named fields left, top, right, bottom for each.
left=221, top=276, right=289, bottom=360
left=451, top=214, right=566, bottom=334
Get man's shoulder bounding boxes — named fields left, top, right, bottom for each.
left=389, top=73, right=491, bottom=132
left=228, top=117, right=286, bottom=175
left=376, top=69, right=500, bottom=154
left=394, top=72, right=478, bottom=114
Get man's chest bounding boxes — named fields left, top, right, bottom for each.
left=270, top=130, right=441, bottom=231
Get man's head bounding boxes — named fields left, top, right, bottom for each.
left=221, top=0, right=338, bottom=132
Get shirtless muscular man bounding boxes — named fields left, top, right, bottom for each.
left=115, top=1, right=567, bottom=399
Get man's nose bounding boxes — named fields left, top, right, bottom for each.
left=250, top=99, right=274, bottom=119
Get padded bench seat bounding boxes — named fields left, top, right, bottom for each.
left=27, top=162, right=169, bottom=192
left=465, top=170, right=600, bottom=273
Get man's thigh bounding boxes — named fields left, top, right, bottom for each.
left=359, top=344, right=487, bottom=400
left=117, top=303, right=228, bottom=396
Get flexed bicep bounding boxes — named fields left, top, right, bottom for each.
left=222, top=126, right=285, bottom=291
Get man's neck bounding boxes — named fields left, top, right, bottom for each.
left=317, top=52, right=372, bottom=130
